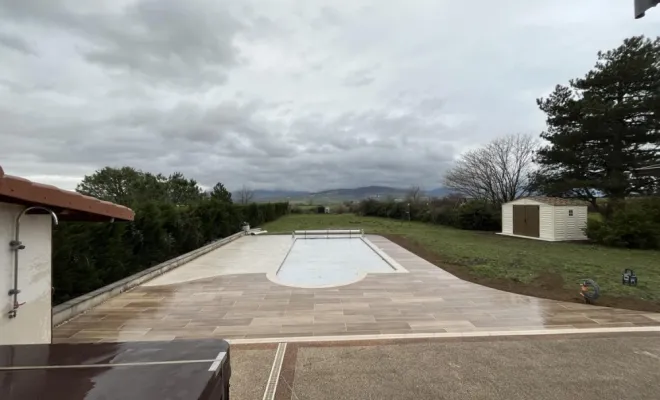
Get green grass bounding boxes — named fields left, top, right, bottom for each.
left=290, top=205, right=318, bottom=210
left=263, top=214, right=660, bottom=302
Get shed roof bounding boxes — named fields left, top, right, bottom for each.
left=0, top=165, right=134, bottom=221
left=511, top=196, right=589, bottom=207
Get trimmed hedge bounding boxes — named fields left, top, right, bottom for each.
left=52, top=200, right=288, bottom=305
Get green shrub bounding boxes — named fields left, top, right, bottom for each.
left=358, top=198, right=500, bottom=231
left=455, top=200, right=501, bottom=231
left=431, top=207, right=459, bottom=227
left=586, top=198, right=660, bottom=249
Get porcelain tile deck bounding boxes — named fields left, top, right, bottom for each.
left=53, top=235, right=660, bottom=342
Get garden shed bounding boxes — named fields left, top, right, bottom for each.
left=500, top=197, right=589, bottom=242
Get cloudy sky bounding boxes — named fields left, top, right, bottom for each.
left=0, top=0, right=658, bottom=192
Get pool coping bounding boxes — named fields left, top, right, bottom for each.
left=361, top=237, right=408, bottom=273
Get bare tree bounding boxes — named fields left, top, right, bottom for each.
left=443, top=134, right=537, bottom=204
left=237, top=185, right=255, bottom=205
left=405, top=185, right=423, bottom=204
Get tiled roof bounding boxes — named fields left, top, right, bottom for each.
left=0, top=165, right=134, bottom=221
left=524, top=196, right=590, bottom=207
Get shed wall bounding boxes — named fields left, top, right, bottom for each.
left=502, top=204, right=513, bottom=235
left=502, top=199, right=589, bottom=241
left=539, top=204, right=554, bottom=241
left=502, top=199, right=554, bottom=240
left=553, top=206, right=588, bottom=240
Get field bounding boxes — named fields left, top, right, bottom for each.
left=263, top=214, right=660, bottom=311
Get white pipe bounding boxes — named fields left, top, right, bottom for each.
left=9, top=206, right=59, bottom=319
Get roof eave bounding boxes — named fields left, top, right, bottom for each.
left=0, top=166, right=134, bottom=222
left=0, top=195, right=134, bottom=222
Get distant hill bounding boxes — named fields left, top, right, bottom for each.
left=314, top=186, right=408, bottom=199
left=246, top=186, right=451, bottom=203
left=249, top=190, right=311, bottom=201
left=426, top=187, right=451, bottom=197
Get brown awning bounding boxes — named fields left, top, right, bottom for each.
left=0, top=165, right=134, bottom=222
left=635, top=0, right=658, bottom=19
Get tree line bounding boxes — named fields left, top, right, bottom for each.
left=358, top=197, right=501, bottom=232
left=367, top=36, right=660, bottom=249
left=52, top=167, right=288, bottom=304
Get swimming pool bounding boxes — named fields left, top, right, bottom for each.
left=271, top=236, right=405, bottom=288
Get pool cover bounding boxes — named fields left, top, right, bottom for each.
left=275, top=237, right=395, bottom=287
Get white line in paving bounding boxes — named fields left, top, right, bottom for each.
left=0, top=359, right=221, bottom=371
left=229, top=326, right=660, bottom=346
left=262, top=343, right=287, bottom=400
left=635, top=350, right=660, bottom=361
left=208, top=351, right=228, bottom=372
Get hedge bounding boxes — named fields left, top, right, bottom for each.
left=357, top=198, right=501, bottom=231
left=52, top=200, right=288, bottom=305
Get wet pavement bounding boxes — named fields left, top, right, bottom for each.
left=53, top=235, right=660, bottom=343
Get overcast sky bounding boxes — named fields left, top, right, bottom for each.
left=0, top=1, right=658, bottom=192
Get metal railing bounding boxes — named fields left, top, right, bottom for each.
left=292, top=229, right=363, bottom=239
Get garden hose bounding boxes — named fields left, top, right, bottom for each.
left=580, top=279, right=600, bottom=303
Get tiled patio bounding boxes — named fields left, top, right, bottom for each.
left=53, top=235, right=660, bottom=343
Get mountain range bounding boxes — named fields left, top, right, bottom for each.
left=237, top=186, right=450, bottom=203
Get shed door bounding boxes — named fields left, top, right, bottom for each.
left=512, top=205, right=540, bottom=238
left=512, top=205, right=526, bottom=235
left=524, top=205, right=540, bottom=237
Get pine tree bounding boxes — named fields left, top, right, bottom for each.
left=210, top=182, right=233, bottom=203
left=533, top=36, right=660, bottom=215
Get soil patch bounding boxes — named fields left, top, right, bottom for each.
left=382, top=233, right=660, bottom=313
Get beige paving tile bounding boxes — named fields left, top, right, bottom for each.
left=314, top=314, right=376, bottom=324
left=53, top=235, right=660, bottom=343
left=215, top=318, right=253, bottom=326
left=251, top=316, right=313, bottom=325
left=410, top=320, right=475, bottom=329
left=346, top=321, right=411, bottom=331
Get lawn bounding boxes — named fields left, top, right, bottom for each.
left=263, top=214, right=660, bottom=308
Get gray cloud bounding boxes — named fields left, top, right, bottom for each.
left=343, top=67, right=377, bottom=87
left=312, top=6, right=345, bottom=29
left=1, top=0, right=244, bottom=87
left=0, top=0, right=659, bottom=192
left=81, top=0, right=242, bottom=86
left=0, top=31, right=36, bottom=55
